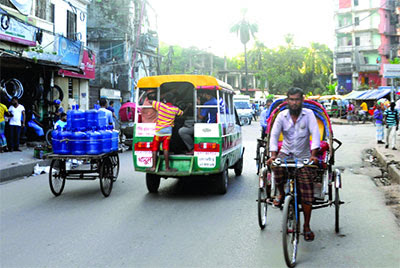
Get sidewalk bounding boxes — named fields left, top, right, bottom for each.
left=330, top=117, right=400, bottom=183
left=374, top=143, right=400, bottom=184
left=0, top=145, right=51, bottom=182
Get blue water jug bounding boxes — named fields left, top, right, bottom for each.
left=86, top=107, right=99, bottom=130
left=72, top=105, right=86, bottom=131
left=51, top=126, right=61, bottom=154
left=86, top=128, right=102, bottom=155
left=97, top=105, right=107, bottom=129
left=67, top=105, right=75, bottom=130
left=111, top=127, right=119, bottom=151
left=70, top=129, right=86, bottom=155
left=99, top=127, right=111, bottom=153
left=59, top=128, right=71, bottom=155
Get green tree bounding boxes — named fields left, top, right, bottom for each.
left=299, top=42, right=332, bottom=92
left=230, top=8, right=258, bottom=93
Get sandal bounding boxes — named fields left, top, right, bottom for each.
left=304, top=230, right=315, bottom=242
left=273, top=195, right=284, bottom=207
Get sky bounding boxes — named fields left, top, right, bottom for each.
left=148, top=0, right=335, bottom=57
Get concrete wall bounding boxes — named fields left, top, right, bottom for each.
left=52, top=0, right=89, bottom=45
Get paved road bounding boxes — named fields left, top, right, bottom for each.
left=1, top=123, right=399, bottom=267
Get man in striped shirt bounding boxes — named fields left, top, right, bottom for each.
left=384, top=102, right=399, bottom=150
left=147, top=93, right=183, bottom=172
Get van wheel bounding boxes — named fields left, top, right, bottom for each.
left=146, top=173, right=161, bottom=193
left=234, top=155, right=244, bottom=176
left=216, top=164, right=228, bottom=194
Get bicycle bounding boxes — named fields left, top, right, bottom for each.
left=272, top=157, right=343, bottom=268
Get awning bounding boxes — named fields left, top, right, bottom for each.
left=358, top=89, right=391, bottom=100
left=343, top=90, right=368, bottom=100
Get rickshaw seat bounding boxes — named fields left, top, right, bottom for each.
left=277, top=140, right=329, bottom=162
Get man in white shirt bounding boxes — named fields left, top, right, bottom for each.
left=267, top=87, right=320, bottom=242
left=8, top=97, right=25, bottom=151
left=99, top=98, right=114, bottom=127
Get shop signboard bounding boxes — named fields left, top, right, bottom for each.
left=383, top=64, right=400, bottom=78
left=55, top=35, right=83, bottom=67
left=59, top=49, right=96, bottom=80
left=0, top=8, right=36, bottom=46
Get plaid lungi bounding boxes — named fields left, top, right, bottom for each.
left=272, top=153, right=316, bottom=204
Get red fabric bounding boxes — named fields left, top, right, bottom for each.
left=119, top=102, right=136, bottom=122
left=151, top=135, right=171, bottom=151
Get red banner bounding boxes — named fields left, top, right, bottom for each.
left=58, top=50, right=95, bottom=80
left=339, top=0, right=351, bottom=8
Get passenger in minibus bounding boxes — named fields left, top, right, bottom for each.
left=141, top=90, right=157, bottom=123
left=198, top=91, right=217, bottom=123
left=147, top=93, right=183, bottom=172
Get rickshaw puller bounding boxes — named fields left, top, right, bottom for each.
left=267, top=87, right=320, bottom=242
left=147, top=93, right=183, bottom=173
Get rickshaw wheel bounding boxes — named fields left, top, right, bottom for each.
left=258, top=186, right=267, bottom=229
left=282, top=195, right=299, bottom=268
left=49, top=159, right=66, bottom=196
left=216, top=164, right=229, bottom=195
left=335, top=187, right=340, bottom=233
left=146, top=173, right=161, bottom=193
left=234, top=155, right=244, bottom=176
left=100, top=158, right=114, bottom=197
left=110, top=154, right=120, bottom=182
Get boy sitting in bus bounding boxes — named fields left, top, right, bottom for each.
left=147, top=93, right=183, bottom=172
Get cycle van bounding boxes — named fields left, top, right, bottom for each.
left=132, top=75, right=244, bottom=194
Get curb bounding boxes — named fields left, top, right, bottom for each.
left=373, top=147, right=400, bottom=184
left=0, top=159, right=52, bottom=183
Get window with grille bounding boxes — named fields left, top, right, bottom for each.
left=67, top=10, right=77, bottom=40
left=355, top=17, right=359, bottom=26
left=49, top=3, right=55, bottom=23
left=35, top=0, right=47, bottom=20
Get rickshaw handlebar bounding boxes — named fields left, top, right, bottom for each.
left=272, top=158, right=317, bottom=168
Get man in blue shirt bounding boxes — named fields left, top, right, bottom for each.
left=53, top=99, right=64, bottom=122
left=198, top=92, right=218, bottom=123
left=99, top=98, right=114, bottom=127
left=259, top=99, right=272, bottom=139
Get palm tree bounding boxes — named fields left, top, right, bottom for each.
left=230, top=9, right=258, bottom=93
left=300, top=42, right=332, bottom=84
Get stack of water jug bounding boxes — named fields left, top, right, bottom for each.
left=52, top=105, right=119, bottom=155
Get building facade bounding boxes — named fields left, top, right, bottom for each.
left=334, top=0, right=399, bottom=93
left=0, top=0, right=93, bottom=117
left=87, top=0, right=160, bottom=111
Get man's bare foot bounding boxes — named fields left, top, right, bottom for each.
left=303, top=225, right=315, bottom=241
left=165, top=168, right=178, bottom=172
left=146, top=167, right=156, bottom=172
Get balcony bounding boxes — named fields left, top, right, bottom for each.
left=335, top=46, right=353, bottom=53
left=336, top=64, right=353, bottom=74
left=356, top=45, right=379, bottom=51
left=359, top=64, right=380, bottom=72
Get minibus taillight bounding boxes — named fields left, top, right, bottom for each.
left=134, top=142, right=152, bottom=151
left=194, top=142, right=220, bottom=152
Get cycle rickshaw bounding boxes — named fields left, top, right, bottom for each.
left=256, top=99, right=343, bottom=267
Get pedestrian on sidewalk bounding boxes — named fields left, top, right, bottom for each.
left=384, top=102, right=399, bottom=150
left=8, top=97, right=25, bottom=152
left=0, top=98, right=11, bottom=153
left=373, top=104, right=384, bottom=144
